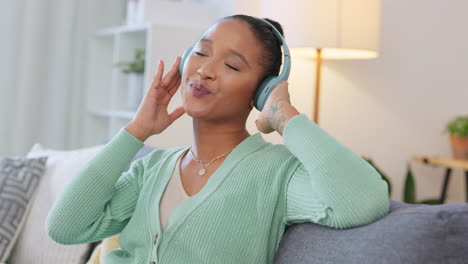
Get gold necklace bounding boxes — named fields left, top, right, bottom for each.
left=189, top=147, right=233, bottom=176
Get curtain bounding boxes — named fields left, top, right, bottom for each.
left=0, top=0, right=106, bottom=156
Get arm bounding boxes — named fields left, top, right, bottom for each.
left=45, top=127, right=148, bottom=244
left=282, top=112, right=390, bottom=229
left=255, top=82, right=389, bottom=229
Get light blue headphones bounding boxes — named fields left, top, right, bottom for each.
left=178, top=16, right=291, bottom=111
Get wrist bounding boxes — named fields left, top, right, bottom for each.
left=125, top=122, right=152, bottom=142
left=278, top=105, right=300, bottom=135
left=283, top=104, right=300, bottom=119
left=267, top=101, right=300, bottom=136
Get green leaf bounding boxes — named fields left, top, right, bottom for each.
left=419, top=198, right=441, bottom=205
left=403, top=163, right=416, bottom=203
left=446, top=115, right=468, bottom=137
left=114, top=48, right=145, bottom=74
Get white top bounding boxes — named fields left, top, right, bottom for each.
left=159, top=150, right=190, bottom=231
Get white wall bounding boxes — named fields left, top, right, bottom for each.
left=198, top=0, right=260, bottom=18
left=318, top=0, right=468, bottom=204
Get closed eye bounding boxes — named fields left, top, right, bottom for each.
left=194, top=51, right=239, bottom=71
left=226, top=64, right=239, bottom=71
left=194, top=51, right=206, bottom=56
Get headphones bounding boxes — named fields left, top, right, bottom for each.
left=178, top=16, right=291, bottom=111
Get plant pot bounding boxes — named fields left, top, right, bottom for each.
left=127, top=73, right=144, bottom=110
left=449, top=135, right=468, bottom=160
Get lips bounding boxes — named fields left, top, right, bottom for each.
left=190, top=83, right=211, bottom=94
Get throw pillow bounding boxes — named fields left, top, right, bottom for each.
left=0, top=156, right=48, bottom=263
left=6, top=143, right=104, bottom=264
left=85, top=234, right=120, bottom=264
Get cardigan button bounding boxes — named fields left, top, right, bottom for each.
left=150, top=261, right=156, bottom=264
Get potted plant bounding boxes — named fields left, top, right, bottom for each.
left=114, top=48, right=145, bottom=110
left=444, top=115, right=468, bottom=160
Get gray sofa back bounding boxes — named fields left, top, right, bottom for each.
left=273, top=200, right=468, bottom=264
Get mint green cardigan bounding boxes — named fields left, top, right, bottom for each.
left=46, top=113, right=390, bottom=264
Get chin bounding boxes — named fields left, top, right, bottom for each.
left=182, top=103, right=210, bottom=119
left=182, top=91, right=214, bottom=114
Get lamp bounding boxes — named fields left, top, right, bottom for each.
left=260, top=0, right=380, bottom=125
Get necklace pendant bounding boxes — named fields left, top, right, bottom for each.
left=198, top=167, right=206, bottom=176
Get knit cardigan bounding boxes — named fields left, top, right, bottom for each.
left=46, top=113, right=390, bottom=264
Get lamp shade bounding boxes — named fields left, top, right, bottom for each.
left=259, top=0, right=380, bottom=59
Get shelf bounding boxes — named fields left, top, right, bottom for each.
left=96, top=23, right=149, bottom=37
left=412, top=155, right=468, bottom=170
left=88, top=108, right=136, bottom=120
left=83, top=21, right=206, bottom=147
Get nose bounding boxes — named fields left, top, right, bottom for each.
left=197, top=59, right=216, bottom=80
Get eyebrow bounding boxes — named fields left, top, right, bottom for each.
left=229, top=49, right=249, bottom=67
left=200, top=38, right=212, bottom=44
left=199, top=38, right=250, bottom=67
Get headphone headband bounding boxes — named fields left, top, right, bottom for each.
left=251, top=16, right=291, bottom=84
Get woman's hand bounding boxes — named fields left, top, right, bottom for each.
left=255, top=81, right=300, bottom=135
left=125, top=56, right=185, bottom=142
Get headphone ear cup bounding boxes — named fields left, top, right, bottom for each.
left=179, top=46, right=193, bottom=75
left=254, top=76, right=278, bottom=111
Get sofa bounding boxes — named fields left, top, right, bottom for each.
left=1, top=141, right=467, bottom=264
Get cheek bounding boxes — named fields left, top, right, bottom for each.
left=180, top=62, right=194, bottom=92
left=184, top=55, right=200, bottom=75
left=221, top=76, right=257, bottom=101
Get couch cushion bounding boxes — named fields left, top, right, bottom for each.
left=0, top=156, right=48, bottom=263
left=7, top=143, right=104, bottom=264
left=273, top=200, right=468, bottom=264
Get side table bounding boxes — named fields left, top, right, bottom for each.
left=412, top=156, right=468, bottom=203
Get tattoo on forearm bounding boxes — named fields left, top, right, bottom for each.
left=268, top=100, right=288, bottom=134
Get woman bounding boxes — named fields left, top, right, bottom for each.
left=46, top=14, right=390, bottom=264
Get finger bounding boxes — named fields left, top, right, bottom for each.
left=274, top=81, right=287, bottom=91
left=161, top=56, right=181, bottom=88
left=168, top=78, right=182, bottom=98
left=165, top=72, right=181, bottom=91
left=167, top=78, right=182, bottom=97
left=162, top=57, right=181, bottom=89
left=168, top=106, right=185, bottom=124
left=255, top=119, right=266, bottom=133
left=257, top=116, right=274, bottom=134
left=151, top=60, right=164, bottom=90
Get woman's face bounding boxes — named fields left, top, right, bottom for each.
left=180, top=19, right=265, bottom=122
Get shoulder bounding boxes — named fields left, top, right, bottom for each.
left=254, top=142, right=301, bottom=169
left=129, top=146, right=186, bottom=187
left=137, top=146, right=186, bottom=170
left=261, top=142, right=293, bottom=158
